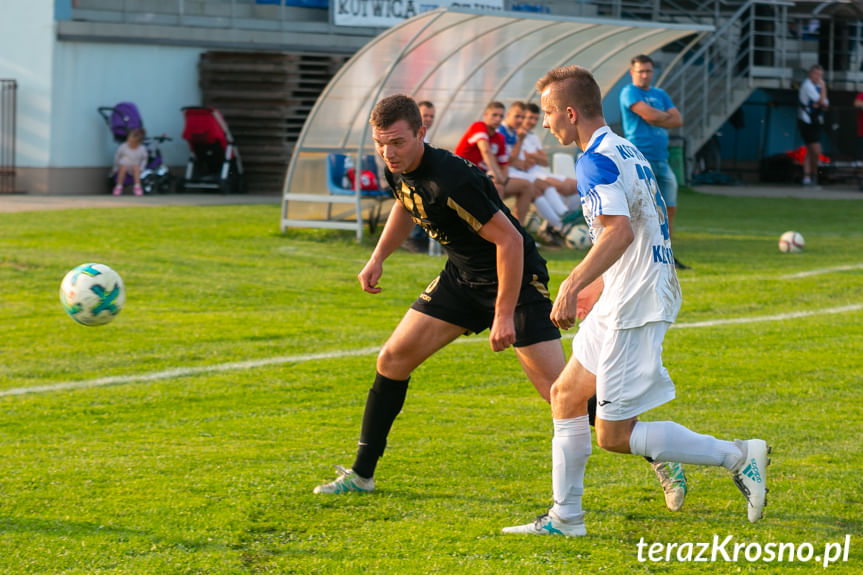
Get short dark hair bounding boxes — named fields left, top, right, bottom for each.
left=370, top=94, right=422, bottom=134
left=485, top=101, right=505, bottom=112
left=525, top=102, right=540, bottom=114
left=535, top=65, right=603, bottom=120
left=509, top=101, right=526, bottom=111
left=417, top=100, right=434, bottom=109
left=631, top=54, right=654, bottom=67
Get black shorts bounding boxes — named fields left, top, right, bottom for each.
left=410, top=264, right=560, bottom=347
left=798, top=120, right=821, bottom=145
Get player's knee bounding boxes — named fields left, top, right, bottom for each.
left=595, top=421, right=635, bottom=453
left=595, top=428, right=625, bottom=452
left=376, top=344, right=403, bottom=377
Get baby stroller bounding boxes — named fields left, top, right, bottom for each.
left=180, top=106, right=244, bottom=194
left=98, top=102, right=174, bottom=194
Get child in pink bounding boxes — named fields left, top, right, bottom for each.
left=113, top=128, right=148, bottom=196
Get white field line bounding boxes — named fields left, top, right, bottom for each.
left=3, top=304, right=862, bottom=398
left=782, top=263, right=863, bottom=279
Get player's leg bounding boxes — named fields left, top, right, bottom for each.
left=513, top=338, right=565, bottom=402
left=502, top=355, right=594, bottom=536
left=314, top=309, right=465, bottom=494
left=503, top=178, right=534, bottom=224
left=596, top=322, right=769, bottom=522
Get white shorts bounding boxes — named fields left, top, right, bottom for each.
left=572, top=313, right=675, bottom=421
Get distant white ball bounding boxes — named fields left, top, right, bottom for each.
left=524, top=211, right=543, bottom=235
left=60, top=263, right=125, bottom=326
left=778, top=231, right=805, bottom=253
left=565, top=224, right=593, bottom=250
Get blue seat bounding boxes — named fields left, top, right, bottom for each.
left=326, top=153, right=392, bottom=233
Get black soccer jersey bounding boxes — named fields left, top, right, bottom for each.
left=384, top=144, right=547, bottom=283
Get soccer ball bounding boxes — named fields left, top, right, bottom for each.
left=59, top=263, right=125, bottom=326
left=778, top=231, right=805, bottom=253
left=524, top=210, right=543, bottom=235
left=565, top=223, right=593, bottom=250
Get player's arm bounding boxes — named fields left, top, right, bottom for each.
left=477, top=210, right=523, bottom=352
left=508, top=132, right=525, bottom=169
left=357, top=203, right=415, bottom=294
left=630, top=101, right=682, bottom=129
left=531, top=146, right=549, bottom=167
left=817, top=80, right=828, bottom=108
left=551, top=214, right=633, bottom=330
left=477, top=139, right=508, bottom=187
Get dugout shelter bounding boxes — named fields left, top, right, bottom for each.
left=281, top=7, right=711, bottom=241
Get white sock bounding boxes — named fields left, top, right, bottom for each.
left=566, top=194, right=582, bottom=212
left=533, top=196, right=562, bottom=229
left=550, top=416, right=591, bottom=523
left=543, top=187, right=568, bottom=215
left=629, top=420, right=744, bottom=471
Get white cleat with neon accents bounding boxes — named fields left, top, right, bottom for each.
left=732, top=439, right=771, bottom=523
left=502, top=508, right=586, bottom=537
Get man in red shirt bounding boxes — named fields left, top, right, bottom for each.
left=456, top=101, right=534, bottom=224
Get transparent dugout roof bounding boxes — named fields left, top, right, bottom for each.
left=282, top=7, right=711, bottom=237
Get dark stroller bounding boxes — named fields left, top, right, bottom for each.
left=98, top=102, right=173, bottom=194
left=180, top=106, right=244, bottom=194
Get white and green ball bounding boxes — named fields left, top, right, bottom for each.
left=60, top=263, right=125, bottom=326
left=565, top=223, right=593, bottom=250
left=524, top=210, right=543, bottom=235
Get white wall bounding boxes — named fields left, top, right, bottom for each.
left=52, top=42, right=203, bottom=168
left=0, top=0, right=55, bottom=167
left=0, top=1, right=202, bottom=170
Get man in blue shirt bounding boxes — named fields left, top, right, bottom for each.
left=620, top=54, right=688, bottom=270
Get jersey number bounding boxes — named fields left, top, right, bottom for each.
left=635, top=163, right=670, bottom=241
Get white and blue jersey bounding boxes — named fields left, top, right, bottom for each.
left=576, top=126, right=682, bottom=329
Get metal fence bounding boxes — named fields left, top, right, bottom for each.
left=0, top=79, right=16, bottom=194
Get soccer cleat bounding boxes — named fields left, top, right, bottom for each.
left=501, top=509, right=586, bottom=537
left=312, top=464, right=375, bottom=494
left=673, top=257, right=690, bottom=270
left=732, top=439, right=770, bottom=523
left=537, top=221, right=564, bottom=247
left=651, top=460, right=687, bottom=512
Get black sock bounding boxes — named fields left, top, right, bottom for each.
left=351, top=372, right=409, bottom=479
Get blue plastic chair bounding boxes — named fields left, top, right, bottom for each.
left=326, top=153, right=392, bottom=233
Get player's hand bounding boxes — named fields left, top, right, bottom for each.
left=489, top=315, right=516, bottom=352
left=550, top=276, right=579, bottom=330
left=576, top=277, right=603, bottom=321
left=357, top=259, right=383, bottom=294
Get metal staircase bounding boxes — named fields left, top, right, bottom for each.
left=657, top=1, right=776, bottom=165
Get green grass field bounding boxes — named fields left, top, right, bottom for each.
left=1, top=189, right=861, bottom=574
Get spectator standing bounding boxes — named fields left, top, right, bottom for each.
left=620, top=54, right=688, bottom=269
left=798, top=65, right=828, bottom=187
